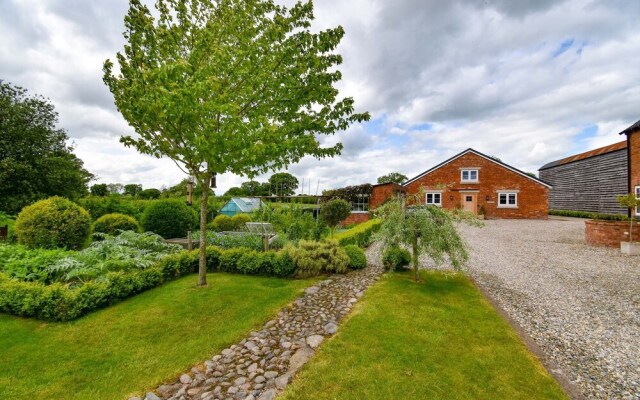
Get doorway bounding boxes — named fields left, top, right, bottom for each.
left=462, top=193, right=477, bottom=214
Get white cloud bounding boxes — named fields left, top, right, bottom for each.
left=1, top=0, right=638, bottom=196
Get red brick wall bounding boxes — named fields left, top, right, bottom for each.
left=630, top=131, right=640, bottom=191
left=339, top=212, right=370, bottom=227
left=404, top=152, right=549, bottom=219
left=370, top=183, right=405, bottom=209
left=585, top=220, right=640, bottom=247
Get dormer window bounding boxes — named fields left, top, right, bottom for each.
left=461, top=169, right=478, bottom=183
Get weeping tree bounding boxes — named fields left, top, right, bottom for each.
left=375, top=191, right=480, bottom=282
left=104, top=0, right=369, bottom=286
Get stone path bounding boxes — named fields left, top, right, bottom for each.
left=133, top=254, right=384, bottom=400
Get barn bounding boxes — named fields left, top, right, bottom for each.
left=538, top=141, right=628, bottom=215
left=372, top=148, right=551, bottom=219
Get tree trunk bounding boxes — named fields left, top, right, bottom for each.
left=198, top=174, right=211, bottom=287
left=412, top=236, right=419, bottom=282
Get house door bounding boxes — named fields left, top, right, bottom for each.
left=462, top=193, right=477, bottom=214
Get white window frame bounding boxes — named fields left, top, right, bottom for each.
left=497, top=191, right=518, bottom=208
left=635, top=186, right=640, bottom=216
left=461, top=169, right=479, bottom=183
left=425, top=191, right=442, bottom=207
left=351, top=194, right=370, bottom=213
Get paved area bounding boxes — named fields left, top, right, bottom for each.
left=135, top=260, right=384, bottom=400
left=431, top=218, right=639, bottom=400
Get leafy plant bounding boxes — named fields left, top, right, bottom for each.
left=0, top=244, right=71, bottom=283
left=141, top=199, right=197, bottom=239
left=93, top=213, right=141, bottom=235
left=616, top=193, right=640, bottom=242
left=343, top=245, right=367, bottom=270
left=382, top=246, right=411, bottom=271
left=321, top=199, right=352, bottom=236
left=15, top=196, right=92, bottom=250
left=231, top=214, right=252, bottom=231
left=375, top=190, right=480, bottom=282
left=209, top=215, right=235, bottom=232
left=285, top=240, right=349, bottom=278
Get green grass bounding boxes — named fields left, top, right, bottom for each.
left=281, top=270, right=568, bottom=400
left=0, top=273, right=313, bottom=400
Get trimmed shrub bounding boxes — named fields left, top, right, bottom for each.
left=382, top=246, right=411, bottom=271
left=209, top=215, right=235, bottom=232
left=344, top=244, right=367, bottom=269
left=231, top=214, right=252, bottom=230
left=93, top=213, right=140, bottom=235
left=15, top=196, right=92, bottom=250
left=334, top=219, right=381, bottom=247
left=285, top=240, right=349, bottom=278
left=141, top=199, right=197, bottom=239
left=549, top=209, right=629, bottom=221
left=321, top=199, right=352, bottom=231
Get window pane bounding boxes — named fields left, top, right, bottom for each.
left=508, top=194, right=516, bottom=205
left=434, top=193, right=441, bottom=203
left=499, top=194, right=507, bottom=204
left=462, top=171, right=469, bottom=180
left=466, top=196, right=472, bottom=202
left=427, top=194, right=433, bottom=203
left=470, top=170, right=477, bottom=180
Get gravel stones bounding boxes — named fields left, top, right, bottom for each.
left=411, top=218, right=640, bottom=400
left=146, top=250, right=384, bottom=400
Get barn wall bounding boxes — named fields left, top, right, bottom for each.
left=539, top=149, right=627, bottom=215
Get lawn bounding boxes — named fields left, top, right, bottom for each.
left=281, top=270, right=568, bottom=400
left=0, top=273, right=313, bottom=400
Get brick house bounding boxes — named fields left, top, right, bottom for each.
left=619, top=119, right=640, bottom=217
left=372, top=148, right=551, bottom=219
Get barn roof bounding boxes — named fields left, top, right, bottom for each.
left=404, top=148, right=552, bottom=188
left=538, top=141, right=627, bottom=171
left=619, top=120, right=640, bottom=135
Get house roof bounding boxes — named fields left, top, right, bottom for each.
left=404, top=148, right=552, bottom=188
left=230, top=197, right=262, bottom=212
left=538, top=140, right=627, bottom=171
left=619, top=120, right=640, bottom=135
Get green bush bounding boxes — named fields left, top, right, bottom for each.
left=15, top=196, right=92, bottom=250
left=548, top=209, right=629, bottom=221
left=343, top=244, right=367, bottom=269
left=93, top=213, right=140, bottom=235
left=321, top=199, right=352, bottom=231
left=209, top=214, right=235, bottom=232
left=334, top=219, right=381, bottom=247
left=285, top=239, right=349, bottom=278
left=382, top=246, right=411, bottom=271
left=141, top=199, right=197, bottom=238
left=77, top=195, right=151, bottom=220
left=231, top=213, right=252, bottom=230
left=0, top=244, right=72, bottom=283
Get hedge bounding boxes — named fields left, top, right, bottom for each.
left=333, top=219, right=381, bottom=247
left=0, top=246, right=298, bottom=321
left=549, top=209, right=630, bottom=221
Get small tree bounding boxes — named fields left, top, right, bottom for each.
left=376, top=192, right=479, bottom=282
left=321, top=199, right=351, bottom=236
left=123, top=184, right=143, bottom=197
left=616, top=193, right=640, bottom=242
left=377, top=172, right=408, bottom=185
left=90, top=184, right=109, bottom=197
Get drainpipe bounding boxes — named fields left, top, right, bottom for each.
left=627, top=133, right=632, bottom=218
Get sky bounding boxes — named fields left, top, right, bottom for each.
left=1, top=0, right=639, bottom=195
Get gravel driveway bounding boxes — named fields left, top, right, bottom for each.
left=422, top=218, right=639, bottom=400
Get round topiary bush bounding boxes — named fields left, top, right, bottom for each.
left=382, top=246, right=411, bottom=271
left=93, top=213, right=140, bottom=235
left=15, top=196, right=92, bottom=250
left=343, top=244, right=367, bottom=269
left=209, top=214, right=235, bottom=232
left=140, top=199, right=197, bottom=239
left=231, top=213, right=252, bottom=230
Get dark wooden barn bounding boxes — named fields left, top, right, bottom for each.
left=538, top=141, right=628, bottom=215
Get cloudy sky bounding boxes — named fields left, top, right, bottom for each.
left=1, top=0, right=638, bottom=194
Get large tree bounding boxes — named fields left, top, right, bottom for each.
left=268, top=172, right=299, bottom=196
left=0, top=81, right=93, bottom=214
left=104, top=0, right=369, bottom=286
